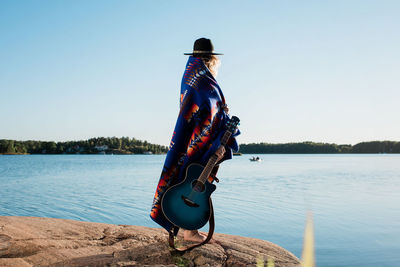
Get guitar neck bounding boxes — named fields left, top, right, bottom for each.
left=198, top=130, right=232, bottom=184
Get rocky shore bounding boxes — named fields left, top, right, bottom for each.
left=0, top=216, right=300, bottom=266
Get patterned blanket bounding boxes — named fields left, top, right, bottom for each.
left=150, top=56, right=239, bottom=232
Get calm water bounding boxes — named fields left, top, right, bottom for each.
left=0, top=154, right=399, bottom=266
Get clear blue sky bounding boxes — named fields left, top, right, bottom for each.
left=1, top=1, right=399, bottom=145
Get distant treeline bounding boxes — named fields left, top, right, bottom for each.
left=239, top=141, right=400, bottom=154
left=2, top=139, right=400, bottom=155
left=0, top=137, right=168, bottom=155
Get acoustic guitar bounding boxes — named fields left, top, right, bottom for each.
left=161, top=116, right=240, bottom=230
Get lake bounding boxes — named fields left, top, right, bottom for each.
left=0, top=154, right=399, bottom=266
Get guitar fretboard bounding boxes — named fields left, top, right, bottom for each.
left=198, top=129, right=233, bottom=184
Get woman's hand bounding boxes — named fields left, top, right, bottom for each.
left=222, top=104, right=229, bottom=114
left=215, top=145, right=226, bottom=160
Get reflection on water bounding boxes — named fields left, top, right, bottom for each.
left=1, top=154, right=399, bottom=267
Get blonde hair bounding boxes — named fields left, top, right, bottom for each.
left=201, top=55, right=221, bottom=77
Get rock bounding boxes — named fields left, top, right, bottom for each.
left=0, top=216, right=300, bottom=266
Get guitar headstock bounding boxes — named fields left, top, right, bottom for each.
left=226, top=116, right=240, bottom=133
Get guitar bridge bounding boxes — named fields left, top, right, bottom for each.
left=181, top=195, right=199, bottom=208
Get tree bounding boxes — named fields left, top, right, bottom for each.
left=7, top=140, right=15, bottom=153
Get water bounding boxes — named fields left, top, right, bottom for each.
left=0, top=154, right=399, bottom=266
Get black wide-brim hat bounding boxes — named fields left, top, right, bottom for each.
left=184, top=38, right=223, bottom=56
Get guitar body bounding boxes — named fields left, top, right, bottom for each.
left=161, top=163, right=217, bottom=230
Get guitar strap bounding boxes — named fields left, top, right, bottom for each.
left=168, top=199, right=214, bottom=252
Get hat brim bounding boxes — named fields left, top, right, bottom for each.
left=184, top=52, right=223, bottom=55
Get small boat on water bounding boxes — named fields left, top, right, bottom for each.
left=249, top=156, right=262, bottom=162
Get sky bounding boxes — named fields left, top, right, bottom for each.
left=1, top=0, right=399, bottom=146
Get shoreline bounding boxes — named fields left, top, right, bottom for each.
left=1, top=152, right=399, bottom=155
left=2, top=139, right=400, bottom=155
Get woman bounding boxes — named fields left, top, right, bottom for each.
left=150, top=38, right=239, bottom=243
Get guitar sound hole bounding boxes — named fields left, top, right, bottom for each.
left=192, top=181, right=205, bottom=192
